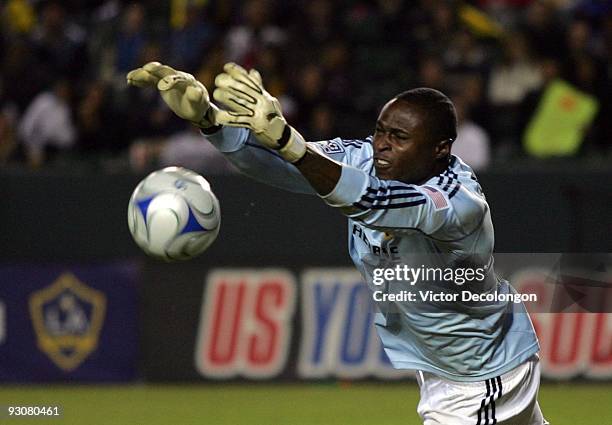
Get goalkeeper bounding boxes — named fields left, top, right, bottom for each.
left=127, top=62, right=548, bottom=425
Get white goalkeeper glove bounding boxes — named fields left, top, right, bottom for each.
left=126, top=61, right=218, bottom=129
left=213, top=63, right=307, bottom=163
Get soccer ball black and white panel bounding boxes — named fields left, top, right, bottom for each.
left=127, top=167, right=220, bottom=261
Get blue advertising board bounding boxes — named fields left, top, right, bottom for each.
left=0, top=262, right=139, bottom=381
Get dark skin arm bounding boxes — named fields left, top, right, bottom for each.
left=293, top=146, right=342, bottom=196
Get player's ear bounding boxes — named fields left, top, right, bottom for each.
left=434, top=138, right=452, bottom=160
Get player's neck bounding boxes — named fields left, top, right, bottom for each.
left=415, top=160, right=451, bottom=185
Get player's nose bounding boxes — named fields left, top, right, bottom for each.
left=373, top=134, right=391, bottom=153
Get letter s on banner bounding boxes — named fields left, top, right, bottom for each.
left=194, top=269, right=296, bottom=379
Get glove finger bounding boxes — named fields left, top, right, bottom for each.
left=215, top=110, right=254, bottom=128
left=249, top=69, right=263, bottom=86
left=185, top=85, right=208, bottom=104
left=143, top=62, right=178, bottom=80
left=215, top=73, right=259, bottom=103
left=217, top=83, right=257, bottom=105
left=223, top=62, right=249, bottom=78
left=222, top=62, right=262, bottom=94
left=213, top=88, right=254, bottom=115
left=126, top=68, right=159, bottom=87
left=158, top=74, right=191, bottom=91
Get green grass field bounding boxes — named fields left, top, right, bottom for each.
left=0, top=383, right=609, bottom=424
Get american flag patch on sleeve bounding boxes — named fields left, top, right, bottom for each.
left=423, top=186, right=449, bottom=210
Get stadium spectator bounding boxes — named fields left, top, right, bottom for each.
left=488, top=32, right=542, bottom=104
left=519, top=56, right=561, bottom=137
left=0, top=107, right=17, bottom=165
left=425, top=0, right=459, bottom=54
left=193, top=42, right=228, bottom=92
left=253, top=45, right=289, bottom=100
left=128, top=125, right=237, bottom=175
left=0, top=39, right=47, bottom=113
left=115, top=3, right=148, bottom=75
left=417, top=55, right=447, bottom=93
left=159, top=126, right=237, bottom=174
left=456, top=74, right=490, bottom=133
left=289, top=0, right=337, bottom=51
left=306, top=103, right=337, bottom=141
left=521, top=0, right=565, bottom=59
left=18, top=79, right=76, bottom=168
left=119, top=41, right=178, bottom=147
left=562, top=18, right=607, bottom=95
left=376, top=0, right=412, bottom=42
left=0, top=0, right=610, bottom=167
left=320, top=40, right=352, bottom=108
left=292, top=64, right=326, bottom=130
left=167, top=3, right=217, bottom=73
left=488, top=32, right=542, bottom=145
left=224, top=0, right=286, bottom=68
left=85, top=1, right=123, bottom=83
left=451, top=94, right=491, bottom=170
left=2, top=0, right=36, bottom=36
left=30, top=2, right=87, bottom=83
left=443, top=28, right=489, bottom=78
left=76, top=81, right=126, bottom=155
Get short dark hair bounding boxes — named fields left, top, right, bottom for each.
left=395, top=88, right=457, bottom=144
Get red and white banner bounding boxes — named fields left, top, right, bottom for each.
left=193, top=267, right=612, bottom=381
left=195, top=269, right=296, bottom=379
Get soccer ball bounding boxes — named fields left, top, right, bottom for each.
left=127, top=167, right=221, bottom=261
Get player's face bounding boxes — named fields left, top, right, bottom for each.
left=373, top=99, right=446, bottom=183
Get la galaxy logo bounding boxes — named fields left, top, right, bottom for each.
left=29, top=272, right=106, bottom=371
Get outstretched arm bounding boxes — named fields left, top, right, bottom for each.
left=126, top=61, right=316, bottom=194
left=205, top=126, right=316, bottom=194
left=293, top=147, right=342, bottom=196
left=213, top=63, right=344, bottom=196
left=126, top=62, right=349, bottom=197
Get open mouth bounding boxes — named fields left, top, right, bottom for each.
left=374, top=158, right=391, bottom=168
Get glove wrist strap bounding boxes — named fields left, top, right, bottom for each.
left=194, top=104, right=219, bottom=129
left=278, top=126, right=307, bottom=163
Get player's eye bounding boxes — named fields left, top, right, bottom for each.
left=392, top=131, right=410, bottom=140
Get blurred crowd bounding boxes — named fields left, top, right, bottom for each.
left=0, top=0, right=611, bottom=172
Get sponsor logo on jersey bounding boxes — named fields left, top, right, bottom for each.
left=352, top=224, right=400, bottom=258
left=316, top=140, right=345, bottom=154
left=29, top=272, right=106, bottom=371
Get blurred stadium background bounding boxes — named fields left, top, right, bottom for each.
left=0, top=0, right=611, bottom=424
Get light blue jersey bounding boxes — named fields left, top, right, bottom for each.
left=205, top=127, right=539, bottom=382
